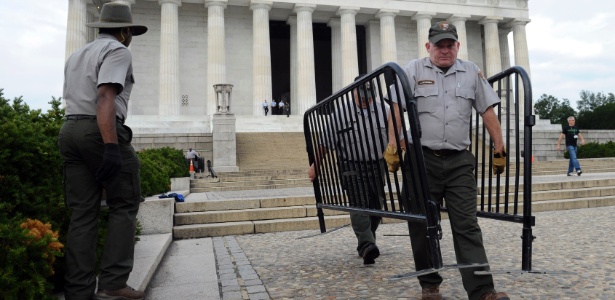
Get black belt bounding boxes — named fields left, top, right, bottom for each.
left=422, top=146, right=463, bottom=157
left=65, top=114, right=125, bottom=124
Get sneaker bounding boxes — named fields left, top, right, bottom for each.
left=577, top=170, right=582, bottom=176
left=422, top=284, right=442, bottom=300
left=567, top=172, right=574, bottom=176
left=95, top=286, right=144, bottom=300
left=360, top=243, right=380, bottom=265
left=479, top=291, right=510, bottom=300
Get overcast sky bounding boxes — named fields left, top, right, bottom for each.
left=1, top=0, right=614, bottom=112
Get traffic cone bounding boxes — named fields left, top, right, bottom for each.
left=189, top=160, right=195, bottom=172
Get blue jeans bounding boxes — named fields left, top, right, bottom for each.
left=567, top=145, right=582, bottom=173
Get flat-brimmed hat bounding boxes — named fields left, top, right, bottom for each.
left=86, top=2, right=148, bottom=36
left=428, top=21, right=458, bottom=44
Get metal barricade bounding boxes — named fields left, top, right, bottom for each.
left=303, top=62, right=539, bottom=277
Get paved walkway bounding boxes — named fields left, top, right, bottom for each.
left=145, top=172, right=615, bottom=299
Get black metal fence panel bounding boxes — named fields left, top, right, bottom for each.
left=303, top=63, right=535, bottom=272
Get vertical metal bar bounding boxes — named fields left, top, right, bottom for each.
left=304, top=108, right=327, bottom=233
left=519, top=68, right=535, bottom=272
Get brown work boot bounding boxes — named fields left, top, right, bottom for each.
left=479, top=291, right=510, bottom=300
left=95, top=286, right=144, bottom=300
left=422, top=284, right=442, bottom=300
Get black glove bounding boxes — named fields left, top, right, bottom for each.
left=96, top=143, right=122, bottom=182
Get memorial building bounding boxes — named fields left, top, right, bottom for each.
left=65, top=0, right=531, bottom=128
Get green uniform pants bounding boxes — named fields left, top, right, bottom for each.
left=341, top=160, right=385, bottom=253
left=403, top=149, right=496, bottom=300
left=58, top=118, right=142, bottom=300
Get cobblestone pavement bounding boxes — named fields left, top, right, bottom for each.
left=214, top=206, right=615, bottom=299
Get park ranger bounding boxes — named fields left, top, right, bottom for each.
left=309, top=77, right=390, bottom=265
left=59, top=3, right=147, bottom=300
left=384, top=21, right=509, bottom=300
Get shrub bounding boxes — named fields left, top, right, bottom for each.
left=1, top=89, right=189, bottom=294
left=137, top=147, right=189, bottom=197
left=0, top=218, right=63, bottom=300
left=564, top=141, right=615, bottom=159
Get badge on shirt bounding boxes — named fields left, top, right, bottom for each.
left=418, top=80, right=435, bottom=85
left=478, top=70, right=487, bottom=82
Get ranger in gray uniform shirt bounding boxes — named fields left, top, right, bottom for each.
left=58, top=3, right=147, bottom=300
left=384, top=22, right=509, bottom=300
left=309, top=78, right=389, bottom=265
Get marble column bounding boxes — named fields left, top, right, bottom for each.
left=86, top=7, right=97, bottom=43
left=294, top=4, right=317, bottom=115
left=511, top=19, right=532, bottom=114
left=511, top=19, right=531, bottom=77
left=65, top=0, right=88, bottom=60
left=287, top=16, right=297, bottom=115
left=328, top=18, right=342, bottom=93
left=338, top=7, right=359, bottom=85
left=377, top=9, right=398, bottom=64
left=206, top=0, right=228, bottom=116
left=498, top=26, right=512, bottom=112
left=413, top=12, right=436, bottom=59
left=448, top=14, right=470, bottom=60
left=250, top=1, right=273, bottom=116
left=499, top=27, right=512, bottom=70
left=479, top=17, right=503, bottom=78
left=365, top=20, right=381, bottom=71
left=158, top=0, right=182, bottom=115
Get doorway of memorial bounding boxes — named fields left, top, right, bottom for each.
left=269, top=21, right=367, bottom=115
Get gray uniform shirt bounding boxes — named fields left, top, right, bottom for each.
left=391, top=58, right=500, bottom=150
left=323, top=99, right=390, bottom=161
left=63, top=34, right=134, bottom=121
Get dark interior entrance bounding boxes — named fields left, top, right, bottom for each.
left=270, top=21, right=367, bottom=107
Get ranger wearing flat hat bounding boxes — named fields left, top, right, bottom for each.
left=59, top=2, right=148, bottom=300
left=383, top=21, right=510, bottom=300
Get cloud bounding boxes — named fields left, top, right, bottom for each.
left=0, top=0, right=67, bottom=110
left=526, top=2, right=615, bottom=107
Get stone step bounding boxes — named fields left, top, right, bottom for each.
left=175, top=205, right=350, bottom=226
left=176, top=195, right=315, bottom=213
left=180, top=180, right=615, bottom=215
left=172, top=195, right=615, bottom=238
left=191, top=182, right=313, bottom=193
left=173, top=215, right=350, bottom=239
left=191, top=177, right=311, bottom=188
left=194, top=158, right=614, bottom=193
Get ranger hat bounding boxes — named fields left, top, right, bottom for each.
left=86, top=2, right=148, bottom=36
left=428, top=21, right=458, bottom=44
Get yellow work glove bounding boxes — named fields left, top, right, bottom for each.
left=383, top=144, right=401, bottom=173
left=492, top=147, right=507, bottom=175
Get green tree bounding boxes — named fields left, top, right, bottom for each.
left=533, top=94, right=576, bottom=125
left=577, top=102, right=615, bottom=129
left=576, top=90, right=615, bottom=113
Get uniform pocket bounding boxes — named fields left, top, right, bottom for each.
left=456, top=88, right=475, bottom=118
left=415, top=87, right=439, bottom=114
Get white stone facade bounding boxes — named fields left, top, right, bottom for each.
left=66, top=0, right=532, bottom=133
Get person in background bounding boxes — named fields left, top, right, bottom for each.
left=58, top=3, right=147, bottom=299
left=262, top=100, right=269, bottom=116
left=557, top=116, right=585, bottom=176
left=309, top=77, right=389, bottom=265
left=384, top=21, right=509, bottom=300
left=271, top=99, right=278, bottom=115
left=285, top=101, right=290, bottom=117
left=278, top=100, right=285, bottom=116
left=186, top=147, right=200, bottom=170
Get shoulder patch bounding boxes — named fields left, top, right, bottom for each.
left=418, top=80, right=435, bottom=85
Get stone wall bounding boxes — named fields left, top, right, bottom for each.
left=534, top=129, right=615, bottom=161
left=132, top=133, right=214, bottom=164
